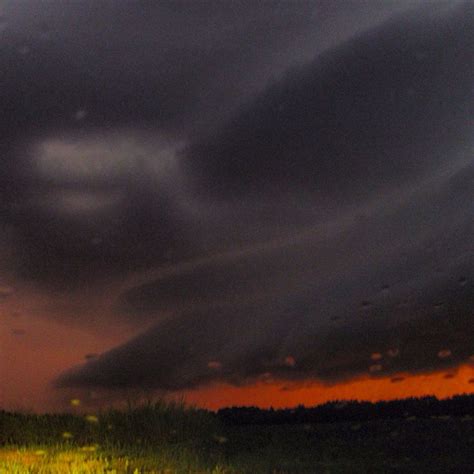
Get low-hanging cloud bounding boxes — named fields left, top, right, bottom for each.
left=0, top=1, right=472, bottom=395
left=57, top=153, right=474, bottom=389
left=58, top=1, right=474, bottom=390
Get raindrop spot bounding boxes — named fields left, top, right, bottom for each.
left=369, top=364, right=382, bottom=373
left=75, top=109, right=88, bottom=121
left=91, top=237, right=102, bottom=246
left=213, top=435, right=228, bottom=444
left=85, top=415, right=99, bottom=423
left=437, top=349, right=452, bottom=359
left=390, top=376, right=405, bottom=383
left=207, top=361, right=222, bottom=370
left=260, top=372, right=272, bottom=380
left=18, top=45, right=30, bottom=55
left=11, top=329, right=26, bottom=336
left=0, top=286, right=15, bottom=299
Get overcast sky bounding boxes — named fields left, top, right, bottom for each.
left=0, top=0, right=473, bottom=409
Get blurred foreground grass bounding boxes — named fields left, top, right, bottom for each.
left=1, top=399, right=474, bottom=473
left=0, top=446, right=229, bottom=473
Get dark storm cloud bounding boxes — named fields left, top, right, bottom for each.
left=1, top=1, right=473, bottom=391
left=57, top=269, right=474, bottom=390
left=58, top=155, right=474, bottom=389
left=1, top=0, right=399, bottom=139
left=58, top=1, right=474, bottom=390
left=185, top=1, right=474, bottom=203
left=0, top=0, right=410, bottom=288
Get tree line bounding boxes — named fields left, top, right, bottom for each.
left=217, top=394, right=474, bottom=425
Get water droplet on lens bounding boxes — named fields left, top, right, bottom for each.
left=0, top=286, right=15, bottom=299
left=38, top=22, right=51, bottom=41
left=75, top=109, right=87, bottom=121
left=207, top=360, right=222, bottom=370
left=390, top=376, right=404, bottom=383
left=370, top=352, right=382, bottom=361
left=85, top=415, right=99, bottom=423
left=437, top=349, right=451, bottom=359
left=18, top=45, right=30, bottom=55
left=369, top=364, right=382, bottom=373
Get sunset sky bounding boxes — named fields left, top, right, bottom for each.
left=0, top=0, right=473, bottom=413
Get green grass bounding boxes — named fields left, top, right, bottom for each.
left=1, top=400, right=474, bottom=473
left=0, top=446, right=229, bottom=473
left=0, top=400, right=229, bottom=473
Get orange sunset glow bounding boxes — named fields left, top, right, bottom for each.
left=184, top=365, right=474, bottom=411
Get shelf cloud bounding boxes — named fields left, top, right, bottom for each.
left=0, top=1, right=472, bottom=396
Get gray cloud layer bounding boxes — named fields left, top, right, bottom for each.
left=3, top=0, right=408, bottom=288
left=0, top=1, right=473, bottom=392
left=57, top=156, right=474, bottom=389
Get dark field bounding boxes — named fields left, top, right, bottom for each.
left=1, top=397, right=474, bottom=473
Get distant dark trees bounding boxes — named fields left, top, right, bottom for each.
left=217, top=394, right=474, bottom=425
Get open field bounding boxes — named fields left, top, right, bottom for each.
left=1, top=399, right=474, bottom=473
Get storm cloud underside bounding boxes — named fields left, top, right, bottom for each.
left=0, top=1, right=473, bottom=393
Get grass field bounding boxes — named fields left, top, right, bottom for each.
left=1, top=400, right=473, bottom=473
